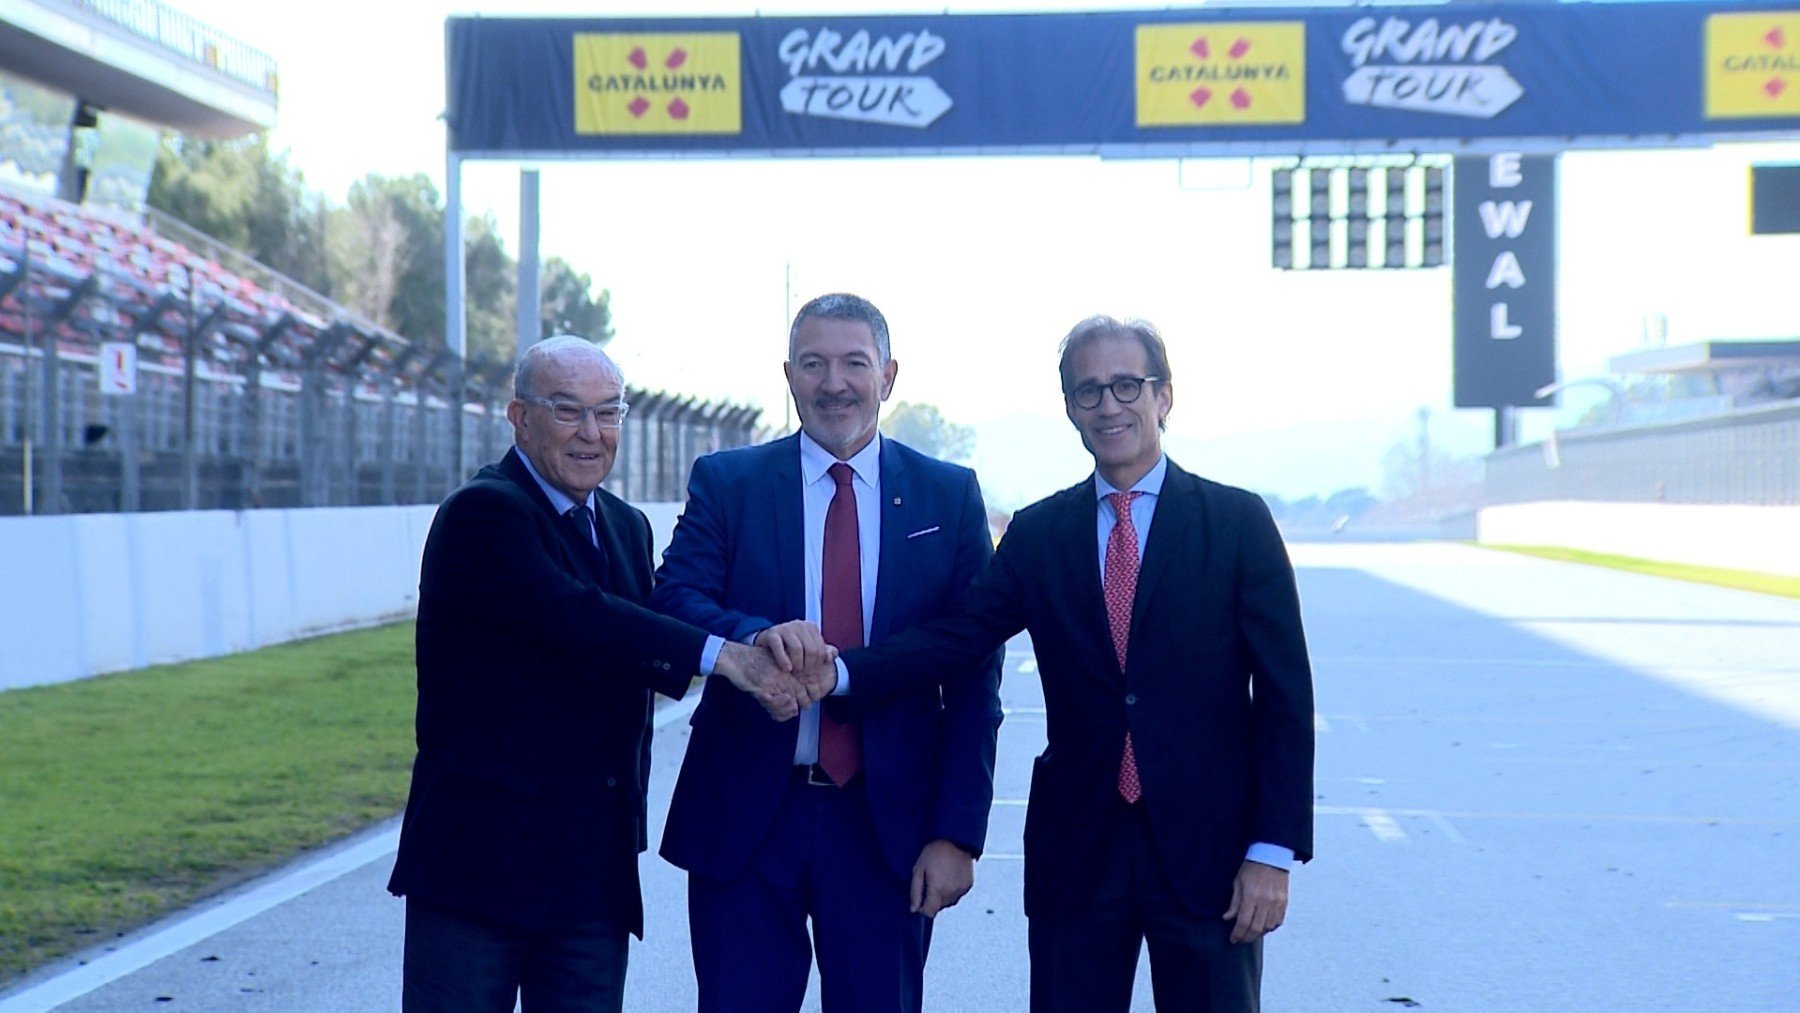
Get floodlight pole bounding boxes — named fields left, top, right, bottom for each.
left=517, top=168, right=541, bottom=359
left=445, top=149, right=467, bottom=494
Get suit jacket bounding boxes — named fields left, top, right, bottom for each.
left=387, top=447, right=709, bottom=937
left=847, top=459, right=1314, bottom=919
left=653, top=434, right=1004, bottom=883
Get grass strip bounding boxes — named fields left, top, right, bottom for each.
left=1484, top=545, right=1800, bottom=600
left=0, top=622, right=417, bottom=983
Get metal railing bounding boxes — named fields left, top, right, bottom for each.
left=0, top=190, right=763, bottom=515
left=1486, top=402, right=1800, bottom=506
left=60, top=0, right=279, bottom=96
left=1, top=339, right=764, bottom=514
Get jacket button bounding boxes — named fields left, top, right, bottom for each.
left=660, top=661, right=671, bottom=670
left=606, top=777, right=618, bottom=788
left=1124, top=694, right=1137, bottom=706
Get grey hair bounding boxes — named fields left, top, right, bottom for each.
left=788, top=293, right=891, bottom=363
left=1057, top=315, right=1174, bottom=431
left=513, top=334, right=622, bottom=400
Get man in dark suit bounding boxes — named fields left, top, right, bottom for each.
left=653, top=294, right=1004, bottom=1012
left=836, top=316, right=1315, bottom=1012
left=387, top=335, right=814, bottom=1012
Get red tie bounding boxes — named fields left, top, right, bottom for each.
left=817, top=462, right=863, bottom=785
left=1104, top=491, right=1143, bottom=804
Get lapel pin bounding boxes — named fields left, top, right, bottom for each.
left=892, top=497, right=902, bottom=506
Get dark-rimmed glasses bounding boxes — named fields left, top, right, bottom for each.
left=1066, top=376, right=1161, bottom=410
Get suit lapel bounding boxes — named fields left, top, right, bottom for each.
left=1130, top=461, right=1207, bottom=639
left=1057, top=479, right=1121, bottom=689
left=592, top=496, right=639, bottom=600
left=772, top=436, right=807, bottom=624
left=498, top=448, right=614, bottom=592
left=869, top=440, right=908, bottom=642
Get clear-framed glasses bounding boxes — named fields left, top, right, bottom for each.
left=524, top=396, right=630, bottom=429
left=1067, top=376, right=1161, bottom=410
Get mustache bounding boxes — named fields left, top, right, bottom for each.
left=812, top=395, right=860, bottom=410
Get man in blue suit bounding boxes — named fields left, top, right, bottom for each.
left=653, top=293, right=1004, bottom=1012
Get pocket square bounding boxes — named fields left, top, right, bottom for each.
left=906, top=525, right=941, bottom=539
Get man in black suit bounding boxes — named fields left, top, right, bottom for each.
left=835, top=316, right=1315, bottom=1012
left=387, top=335, right=815, bottom=1012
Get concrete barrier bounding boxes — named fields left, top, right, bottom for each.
left=1477, top=501, right=1800, bottom=577
left=0, top=502, right=689, bottom=692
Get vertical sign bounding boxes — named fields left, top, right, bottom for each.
left=99, top=341, right=136, bottom=395
left=1452, top=153, right=1557, bottom=409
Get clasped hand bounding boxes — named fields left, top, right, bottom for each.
left=715, top=621, right=838, bottom=720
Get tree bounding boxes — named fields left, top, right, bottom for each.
left=147, top=135, right=330, bottom=294
left=463, top=213, right=517, bottom=363
left=540, top=257, right=613, bottom=344
left=328, top=173, right=445, bottom=343
left=880, top=401, right=975, bottom=463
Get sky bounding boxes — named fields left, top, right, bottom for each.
left=158, top=0, right=1800, bottom=508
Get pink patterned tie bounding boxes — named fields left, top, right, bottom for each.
left=1104, top=491, right=1143, bottom=804
left=817, top=462, right=863, bottom=785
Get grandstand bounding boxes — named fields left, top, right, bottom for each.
left=0, top=0, right=757, bottom=516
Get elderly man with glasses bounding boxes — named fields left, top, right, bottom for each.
left=388, top=335, right=821, bottom=1012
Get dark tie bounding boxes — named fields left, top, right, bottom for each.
left=565, top=503, right=608, bottom=572
left=817, top=461, right=863, bottom=786
left=1104, top=491, right=1143, bottom=804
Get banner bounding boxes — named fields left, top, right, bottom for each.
left=447, top=2, right=1800, bottom=158
left=1452, top=153, right=1556, bottom=410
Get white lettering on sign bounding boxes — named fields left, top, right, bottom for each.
left=1485, top=250, right=1526, bottom=289
left=1339, top=16, right=1523, bottom=119
left=1480, top=153, right=1541, bottom=340
left=1489, top=152, right=1523, bottom=187
left=776, top=28, right=952, bottom=128
left=1490, top=303, right=1524, bottom=340
left=1478, top=200, right=1534, bottom=239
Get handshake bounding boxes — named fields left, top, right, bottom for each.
left=712, top=621, right=840, bottom=720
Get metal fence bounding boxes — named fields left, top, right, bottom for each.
left=0, top=182, right=763, bottom=516
left=1486, top=401, right=1800, bottom=506
left=63, top=0, right=280, bottom=96
left=0, top=339, right=762, bottom=514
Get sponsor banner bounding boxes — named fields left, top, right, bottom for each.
left=1452, top=154, right=1557, bottom=410
left=1706, top=12, right=1800, bottom=118
left=573, top=33, right=742, bottom=135
left=1135, top=22, right=1305, bottom=127
left=448, top=3, right=1800, bottom=156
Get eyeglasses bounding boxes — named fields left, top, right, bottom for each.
left=1066, top=376, right=1161, bottom=410
left=524, top=396, right=630, bottom=429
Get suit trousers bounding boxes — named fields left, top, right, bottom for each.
left=687, top=773, right=931, bottom=1013
left=1027, top=801, right=1262, bottom=1013
left=401, top=898, right=628, bottom=1013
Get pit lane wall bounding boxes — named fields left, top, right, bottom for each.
left=1476, top=502, right=1800, bottom=578
left=0, top=503, right=688, bottom=691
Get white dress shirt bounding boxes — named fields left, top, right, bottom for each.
left=791, top=431, right=879, bottom=764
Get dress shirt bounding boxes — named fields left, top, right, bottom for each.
left=518, top=449, right=723, bottom=674
left=789, top=431, right=875, bottom=764
left=1094, top=455, right=1292, bottom=872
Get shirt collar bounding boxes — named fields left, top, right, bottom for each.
left=799, top=429, right=882, bottom=486
left=1093, top=454, right=1168, bottom=503
left=515, top=446, right=594, bottom=516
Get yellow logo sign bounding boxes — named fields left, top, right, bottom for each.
left=1136, top=22, right=1305, bottom=127
left=1706, top=12, right=1800, bottom=118
left=574, top=33, right=742, bottom=135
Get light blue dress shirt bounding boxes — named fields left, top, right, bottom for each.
left=1093, top=455, right=1293, bottom=873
